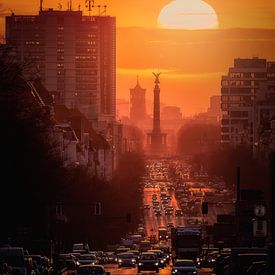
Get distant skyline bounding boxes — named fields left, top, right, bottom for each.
left=1, top=0, right=275, bottom=115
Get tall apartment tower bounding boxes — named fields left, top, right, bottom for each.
left=130, top=77, right=146, bottom=124
left=221, top=58, right=275, bottom=150
left=6, top=10, right=116, bottom=124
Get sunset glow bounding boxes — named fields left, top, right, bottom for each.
left=1, top=0, right=275, bottom=115
left=157, top=0, right=219, bottom=30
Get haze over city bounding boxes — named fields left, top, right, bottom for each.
left=0, top=0, right=275, bottom=275
left=1, top=0, right=275, bottom=115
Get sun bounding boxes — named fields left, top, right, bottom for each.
left=158, top=0, right=219, bottom=30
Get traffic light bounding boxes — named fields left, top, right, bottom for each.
left=126, top=213, right=131, bottom=223
left=94, top=202, right=101, bottom=215
left=202, top=202, right=208, bottom=214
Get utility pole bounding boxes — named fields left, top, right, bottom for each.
left=235, top=166, right=240, bottom=246
left=267, top=152, right=275, bottom=274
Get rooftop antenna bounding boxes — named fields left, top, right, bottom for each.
left=78, top=3, right=81, bottom=11
left=98, top=5, right=101, bottom=16
left=9, top=8, right=15, bottom=16
left=40, top=0, right=43, bottom=12
left=102, top=5, right=107, bottom=16
left=58, top=3, right=62, bottom=10
left=85, top=0, right=94, bottom=16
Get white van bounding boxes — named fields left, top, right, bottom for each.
left=0, top=247, right=27, bottom=275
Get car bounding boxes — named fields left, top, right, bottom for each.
left=147, top=250, right=167, bottom=268
left=175, top=209, right=184, bottom=216
left=127, top=250, right=140, bottom=261
left=78, top=254, right=98, bottom=265
left=76, top=264, right=110, bottom=275
left=149, top=235, right=158, bottom=244
left=73, top=243, right=89, bottom=254
left=138, top=252, right=159, bottom=273
left=0, top=247, right=27, bottom=275
left=105, top=252, right=117, bottom=264
left=171, top=259, right=198, bottom=274
left=167, top=222, right=174, bottom=228
left=117, top=252, right=136, bottom=268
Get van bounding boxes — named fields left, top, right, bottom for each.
left=0, top=247, right=27, bottom=275
left=72, top=243, right=89, bottom=254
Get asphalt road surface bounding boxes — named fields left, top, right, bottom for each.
left=104, top=264, right=214, bottom=274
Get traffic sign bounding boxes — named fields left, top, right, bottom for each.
left=254, top=205, right=266, bottom=217
left=253, top=219, right=267, bottom=237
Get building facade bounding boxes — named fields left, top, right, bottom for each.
left=6, top=9, right=116, bottom=124
left=221, top=58, right=275, bottom=153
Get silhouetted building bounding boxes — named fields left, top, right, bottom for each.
left=162, top=106, right=182, bottom=121
left=207, top=95, right=221, bottom=122
left=116, top=98, right=130, bottom=119
left=6, top=9, right=116, bottom=124
left=130, top=77, right=147, bottom=124
left=147, top=73, right=167, bottom=156
left=221, top=58, right=275, bottom=153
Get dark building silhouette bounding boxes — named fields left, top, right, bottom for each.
left=6, top=9, right=116, bottom=124
left=147, top=73, right=167, bottom=156
left=130, top=77, right=147, bottom=124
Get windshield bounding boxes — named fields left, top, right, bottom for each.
left=118, top=254, right=134, bottom=259
left=174, top=260, right=195, bottom=267
left=0, top=255, right=25, bottom=267
left=175, top=236, right=201, bottom=247
left=79, top=255, right=96, bottom=260
left=141, top=254, right=156, bottom=260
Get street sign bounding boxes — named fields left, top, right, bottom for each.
left=94, top=202, right=101, bottom=215
left=254, top=205, right=266, bottom=217
left=253, top=219, right=267, bottom=237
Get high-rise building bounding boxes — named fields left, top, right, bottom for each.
left=130, top=77, right=147, bottom=124
left=6, top=9, right=116, bottom=124
left=221, top=58, right=275, bottom=151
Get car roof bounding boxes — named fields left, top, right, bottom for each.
left=117, top=252, right=134, bottom=256
left=79, top=264, right=104, bottom=268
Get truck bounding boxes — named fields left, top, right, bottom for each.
left=171, top=227, right=202, bottom=262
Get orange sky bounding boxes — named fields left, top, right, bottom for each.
left=1, top=0, right=275, bottom=115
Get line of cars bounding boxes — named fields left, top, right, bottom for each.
left=0, top=246, right=53, bottom=275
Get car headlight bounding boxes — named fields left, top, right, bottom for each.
left=193, top=271, right=197, bottom=274
left=160, top=260, right=164, bottom=263
left=131, top=259, right=136, bottom=263
left=138, top=263, right=143, bottom=266
left=172, top=269, right=178, bottom=273
left=92, top=262, right=95, bottom=265
left=155, top=262, right=159, bottom=266
left=118, top=259, right=122, bottom=263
